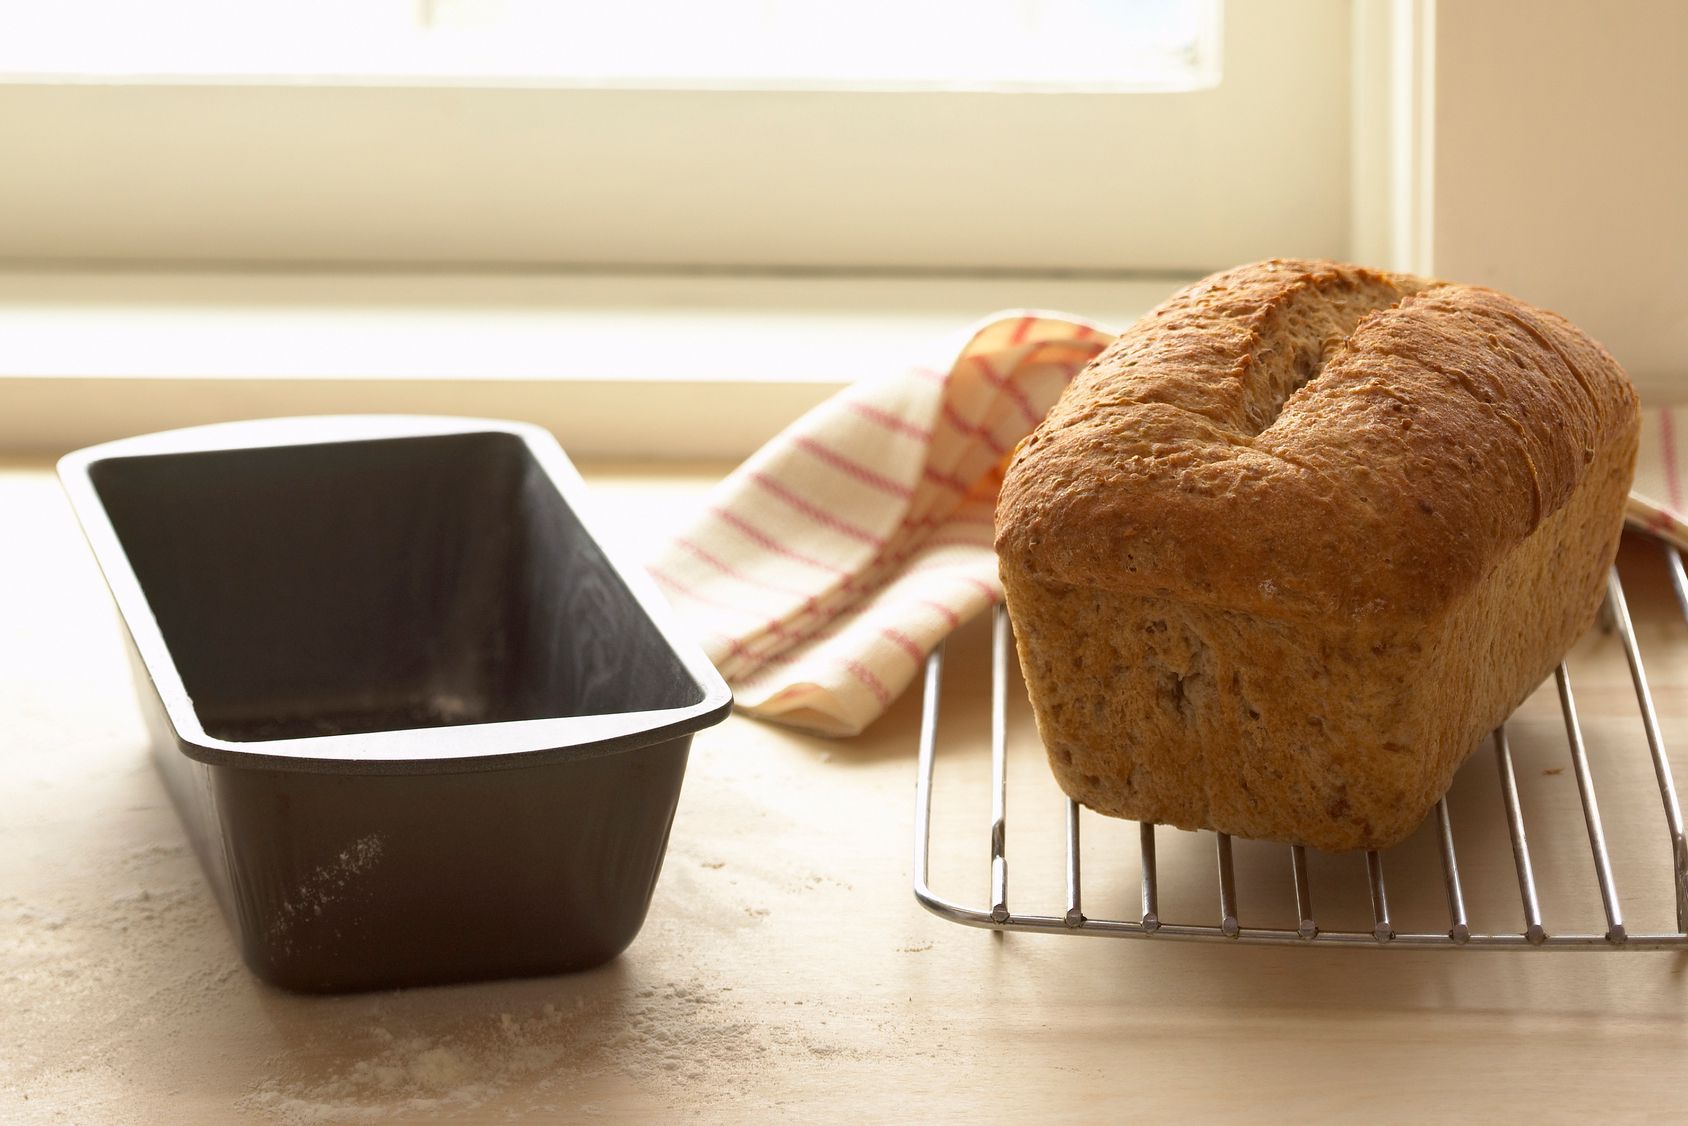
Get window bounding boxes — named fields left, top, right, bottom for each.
left=4, top=0, right=1220, bottom=92
left=0, top=0, right=1391, bottom=458
left=0, top=1, right=1349, bottom=270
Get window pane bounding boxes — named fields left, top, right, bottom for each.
left=0, top=0, right=1219, bottom=91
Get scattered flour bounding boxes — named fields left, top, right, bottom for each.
left=121, top=841, right=190, bottom=867
left=236, top=980, right=803, bottom=1123
left=237, top=1003, right=581, bottom=1123
left=2, top=835, right=242, bottom=1124
left=5, top=750, right=872, bottom=1124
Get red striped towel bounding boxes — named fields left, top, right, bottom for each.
left=651, top=309, right=1687, bottom=736
left=648, top=311, right=1107, bottom=735
left=1630, top=406, right=1688, bottom=550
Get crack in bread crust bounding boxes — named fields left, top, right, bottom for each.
left=996, top=258, right=1640, bottom=851
left=997, top=261, right=1634, bottom=623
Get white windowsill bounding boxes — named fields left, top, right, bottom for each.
left=0, top=269, right=1176, bottom=459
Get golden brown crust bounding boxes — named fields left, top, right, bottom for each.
left=997, top=258, right=1634, bottom=623
left=996, top=258, right=1640, bottom=850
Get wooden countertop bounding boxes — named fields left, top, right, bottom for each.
left=5, top=458, right=1688, bottom=1124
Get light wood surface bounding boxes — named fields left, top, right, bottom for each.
left=5, top=458, right=1688, bottom=1124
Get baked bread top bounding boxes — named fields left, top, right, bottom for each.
left=995, top=258, right=1638, bottom=623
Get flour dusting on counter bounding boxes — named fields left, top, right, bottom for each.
left=1, top=833, right=244, bottom=1125
left=237, top=979, right=807, bottom=1123
left=238, top=1003, right=582, bottom=1123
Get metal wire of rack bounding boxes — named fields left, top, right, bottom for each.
left=913, top=542, right=1688, bottom=950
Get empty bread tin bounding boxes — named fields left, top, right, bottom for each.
left=59, top=416, right=732, bottom=993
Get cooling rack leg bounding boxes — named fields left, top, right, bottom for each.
left=1557, top=664, right=1627, bottom=945
left=1365, top=851, right=1393, bottom=943
left=1605, top=568, right=1688, bottom=935
left=1064, top=800, right=1083, bottom=927
left=1434, top=798, right=1471, bottom=943
left=1664, top=544, right=1688, bottom=623
left=912, top=647, right=946, bottom=912
left=1216, top=834, right=1239, bottom=938
left=1494, top=726, right=1548, bottom=944
left=1290, top=846, right=1317, bottom=940
left=1139, top=823, right=1160, bottom=932
left=989, top=607, right=1010, bottom=923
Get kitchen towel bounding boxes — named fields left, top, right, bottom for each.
left=1626, top=405, right=1688, bottom=552
left=648, top=311, right=1107, bottom=735
left=651, top=310, right=1685, bottom=737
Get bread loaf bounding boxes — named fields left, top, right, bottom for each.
left=995, top=259, right=1640, bottom=851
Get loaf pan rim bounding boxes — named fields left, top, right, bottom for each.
left=58, top=414, right=733, bottom=774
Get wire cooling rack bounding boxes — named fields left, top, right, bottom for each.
left=913, top=540, right=1688, bottom=949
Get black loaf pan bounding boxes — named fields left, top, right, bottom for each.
left=59, top=416, right=731, bottom=993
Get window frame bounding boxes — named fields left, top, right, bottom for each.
left=0, top=269, right=1187, bottom=458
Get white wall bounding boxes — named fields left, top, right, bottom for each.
left=1430, top=0, right=1688, bottom=399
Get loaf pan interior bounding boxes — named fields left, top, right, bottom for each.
left=87, top=430, right=703, bottom=744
